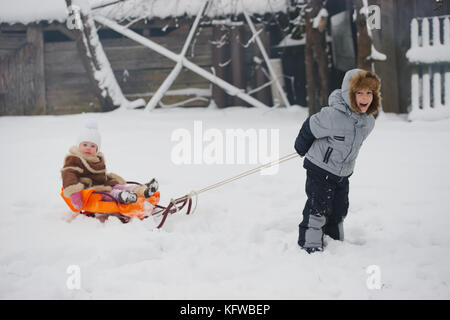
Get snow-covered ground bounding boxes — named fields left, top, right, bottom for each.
left=1, top=106, right=449, bottom=299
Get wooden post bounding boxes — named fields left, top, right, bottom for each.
left=26, top=25, right=46, bottom=114
left=211, top=24, right=230, bottom=108
left=372, top=0, right=400, bottom=113
left=243, top=10, right=290, bottom=108
left=353, top=0, right=372, bottom=71
left=305, top=0, right=330, bottom=115
left=145, top=1, right=209, bottom=110
left=66, top=0, right=113, bottom=111
left=0, top=25, right=47, bottom=115
left=410, top=65, right=420, bottom=113
left=230, top=23, right=247, bottom=106
left=65, top=0, right=144, bottom=111
left=254, top=27, right=273, bottom=106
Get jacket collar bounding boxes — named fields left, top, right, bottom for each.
left=69, top=146, right=103, bottom=163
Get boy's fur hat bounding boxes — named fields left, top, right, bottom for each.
left=348, top=70, right=381, bottom=115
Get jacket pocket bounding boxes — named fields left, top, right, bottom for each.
left=323, top=147, right=333, bottom=164
left=333, top=135, right=345, bottom=141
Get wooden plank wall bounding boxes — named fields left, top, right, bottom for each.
left=0, top=26, right=46, bottom=115
left=0, top=31, right=26, bottom=114
left=1, top=20, right=273, bottom=115
left=44, top=24, right=215, bottom=114
left=0, top=31, right=27, bottom=59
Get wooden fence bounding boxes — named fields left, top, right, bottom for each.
left=407, top=15, right=450, bottom=120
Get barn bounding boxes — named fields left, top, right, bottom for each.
left=1, top=0, right=449, bottom=118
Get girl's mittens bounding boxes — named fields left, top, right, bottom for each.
left=70, top=192, right=83, bottom=209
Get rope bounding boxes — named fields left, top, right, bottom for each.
left=170, top=198, right=180, bottom=214
left=151, top=152, right=301, bottom=228
left=187, top=190, right=199, bottom=215
left=192, top=152, right=300, bottom=196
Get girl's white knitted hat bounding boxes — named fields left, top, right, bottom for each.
left=77, top=119, right=101, bottom=149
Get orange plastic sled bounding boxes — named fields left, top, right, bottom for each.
left=61, top=188, right=160, bottom=220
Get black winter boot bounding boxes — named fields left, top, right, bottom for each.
left=303, top=247, right=324, bottom=254
left=118, top=191, right=138, bottom=204
left=144, top=178, right=159, bottom=198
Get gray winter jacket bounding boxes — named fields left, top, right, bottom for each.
left=295, top=69, right=376, bottom=177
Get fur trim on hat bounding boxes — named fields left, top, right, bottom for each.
left=349, top=71, right=381, bottom=115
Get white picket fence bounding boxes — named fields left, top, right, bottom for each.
left=406, top=15, right=450, bottom=121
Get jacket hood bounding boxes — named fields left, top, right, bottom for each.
left=328, top=89, right=349, bottom=114
left=330, top=68, right=381, bottom=116
left=341, top=68, right=366, bottom=108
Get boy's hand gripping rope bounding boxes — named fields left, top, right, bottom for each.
left=152, top=152, right=300, bottom=228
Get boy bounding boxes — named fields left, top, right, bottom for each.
left=294, top=69, right=381, bottom=254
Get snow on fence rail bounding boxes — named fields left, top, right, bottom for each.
left=407, top=15, right=450, bottom=121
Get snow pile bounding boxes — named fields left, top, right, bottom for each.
left=0, top=107, right=450, bottom=299
left=0, top=0, right=289, bottom=24
left=406, top=46, right=450, bottom=64
left=408, top=103, right=450, bottom=121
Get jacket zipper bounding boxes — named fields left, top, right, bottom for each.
left=323, top=147, right=333, bottom=164
left=340, top=126, right=356, bottom=174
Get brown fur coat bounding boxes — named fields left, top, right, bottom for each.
left=61, top=146, right=127, bottom=197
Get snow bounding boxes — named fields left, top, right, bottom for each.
left=1, top=107, right=450, bottom=299
left=368, top=45, right=386, bottom=62
left=406, top=46, right=450, bottom=64
left=0, top=0, right=67, bottom=24
left=276, top=34, right=306, bottom=47
left=408, top=107, right=450, bottom=121
left=360, top=0, right=386, bottom=63
left=312, top=8, right=328, bottom=29
left=407, top=17, right=450, bottom=64
left=0, top=0, right=289, bottom=24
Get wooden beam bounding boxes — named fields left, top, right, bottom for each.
left=211, top=24, right=230, bottom=108
left=26, top=25, right=47, bottom=114
left=230, top=24, right=247, bottom=106
left=304, top=0, right=330, bottom=115
left=373, top=0, right=400, bottom=113
left=253, top=26, right=273, bottom=107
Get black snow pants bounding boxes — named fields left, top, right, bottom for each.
left=298, top=164, right=350, bottom=249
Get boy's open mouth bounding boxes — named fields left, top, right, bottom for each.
left=359, top=103, right=368, bottom=108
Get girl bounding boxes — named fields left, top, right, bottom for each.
left=61, top=119, right=158, bottom=219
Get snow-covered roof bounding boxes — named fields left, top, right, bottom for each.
left=0, top=0, right=290, bottom=25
